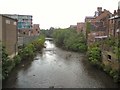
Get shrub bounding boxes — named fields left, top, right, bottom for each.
left=2, top=46, right=15, bottom=80
left=32, top=35, right=45, bottom=51
left=53, top=29, right=87, bottom=52
left=13, top=55, right=21, bottom=65
left=109, top=69, right=119, bottom=82
left=87, top=46, right=101, bottom=66
left=18, top=44, right=35, bottom=60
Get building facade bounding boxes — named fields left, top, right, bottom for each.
left=69, top=25, right=77, bottom=29
left=31, top=24, right=40, bottom=36
left=0, top=15, right=18, bottom=56
left=4, top=14, right=33, bottom=35
left=77, top=22, right=85, bottom=34
left=95, top=9, right=111, bottom=36
left=109, top=9, right=120, bottom=37
left=85, top=7, right=111, bottom=45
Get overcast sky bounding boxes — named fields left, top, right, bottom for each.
left=0, top=0, right=119, bottom=29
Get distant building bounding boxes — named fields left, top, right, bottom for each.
left=0, top=15, right=18, bottom=56
left=69, top=25, right=77, bottom=29
left=95, top=9, right=111, bottom=35
left=85, top=7, right=111, bottom=45
left=3, top=14, right=33, bottom=36
left=31, top=24, right=40, bottom=36
left=94, top=7, right=103, bottom=17
left=109, top=9, right=120, bottom=37
left=85, top=16, right=96, bottom=22
left=77, top=22, right=85, bottom=35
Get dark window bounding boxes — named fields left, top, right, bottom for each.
left=108, top=55, right=111, bottom=60
left=111, top=20, right=113, bottom=23
left=23, top=32, right=25, bottom=34
left=38, top=31, right=39, bottom=33
left=36, top=29, right=38, bottom=31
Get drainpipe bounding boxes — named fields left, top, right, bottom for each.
left=117, top=18, right=120, bottom=83
left=114, top=16, right=116, bottom=37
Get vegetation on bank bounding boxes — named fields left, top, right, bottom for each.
left=41, top=27, right=55, bottom=38
left=2, top=35, right=45, bottom=80
left=87, top=43, right=102, bottom=68
left=87, top=42, right=120, bottom=83
left=53, top=28, right=87, bottom=52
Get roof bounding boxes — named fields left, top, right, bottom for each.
left=0, top=14, right=17, bottom=21
left=109, top=15, right=120, bottom=19
left=85, top=16, right=95, bottom=19
left=3, top=14, right=32, bottom=17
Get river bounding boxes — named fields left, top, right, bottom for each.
left=2, top=39, right=119, bottom=88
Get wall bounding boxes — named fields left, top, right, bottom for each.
left=0, top=16, right=2, bottom=41
left=77, top=22, right=85, bottom=35
left=102, top=51, right=119, bottom=70
left=31, top=24, right=40, bottom=36
left=2, top=16, right=18, bottom=55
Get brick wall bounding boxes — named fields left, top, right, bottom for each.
left=77, top=22, right=85, bottom=34
left=31, top=24, right=40, bottom=36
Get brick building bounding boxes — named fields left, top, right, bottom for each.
left=85, top=7, right=111, bottom=45
left=95, top=9, right=111, bottom=36
left=69, top=25, right=77, bottom=29
left=0, top=15, right=18, bottom=56
left=85, top=16, right=96, bottom=22
left=109, top=9, right=120, bottom=37
left=31, top=24, right=40, bottom=36
left=4, top=14, right=33, bottom=36
left=77, top=22, right=85, bottom=35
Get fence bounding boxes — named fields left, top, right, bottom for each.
left=18, top=35, right=39, bottom=46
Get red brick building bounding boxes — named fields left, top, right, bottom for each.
left=109, top=9, right=120, bottom=37
left=85, top=7, right=111, bottom=45
left=77, top=22, right=85, bottom=35
left=31, top=24, right=40, bottom=36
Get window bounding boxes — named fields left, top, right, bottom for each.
left=36, top=29, right=38, bottom=31
left=6, top=20, right=10, bottom=24
left=13, top=22, right=16, bottom=25
left=107, top=55, right=111, bottom=61
left=23, top=32, right=25, bottom=35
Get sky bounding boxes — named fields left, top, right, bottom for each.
left=0, top=0, right=120, bottom=29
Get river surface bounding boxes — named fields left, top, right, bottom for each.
left=3, top=39, right=119, bottom=88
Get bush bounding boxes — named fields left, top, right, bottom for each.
left=2, top=46, right=15, bottom=80
left=18, top=44, right=35, bottom=60
left=13, top=55, right=21, bottom=65
left=87, top=46, right=101, bottom=66
left=2, top=35, right=45, bottom=80
left=32, top=35, right=45, bottom=51
left=53, top=29, right=87, bottom=52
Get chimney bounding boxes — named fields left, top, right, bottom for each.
left=114, top=10, right=117, bottom=15
left=97, top=7, right=102, bottom=16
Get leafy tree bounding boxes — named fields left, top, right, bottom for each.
left=53, top=28, right=87, bottom=52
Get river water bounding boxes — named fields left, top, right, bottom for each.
left=3, top=39, right=119, bottom=88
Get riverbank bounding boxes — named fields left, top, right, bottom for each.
left=2, top=35, right=45, bottom=80
left=3, top=40, right=119, bottom=88
left=52, top=28, right=120, bottom=83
